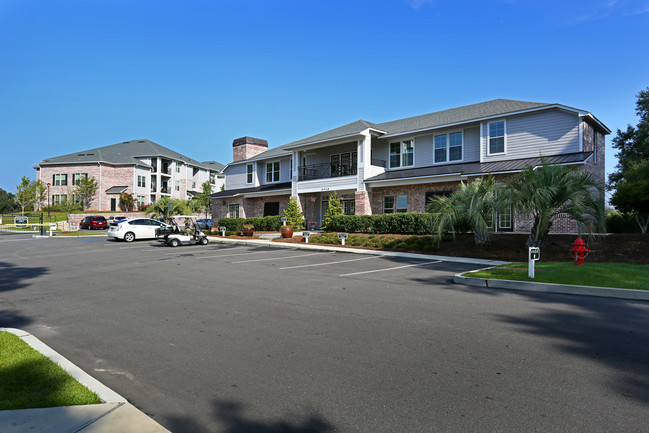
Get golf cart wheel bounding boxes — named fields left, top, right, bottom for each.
left=169, top=238, right=180, bottom=247
left=124, top=232, right=135, bottom=243
left=199, top=237, right=208, bottom=245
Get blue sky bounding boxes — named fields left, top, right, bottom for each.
left=1, top=0, right=648, bottom=200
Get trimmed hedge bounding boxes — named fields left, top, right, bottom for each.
left=326, top=213, right=434, bottom=235
left=217, top=215, right=283, bottom=232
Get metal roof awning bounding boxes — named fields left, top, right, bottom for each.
left=105, top=186, right=128, bottom=194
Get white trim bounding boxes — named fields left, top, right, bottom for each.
left=365, top=173, right=465, bottom=187
left=479, top=122, right=484, bottom=163
left=388, top=138, right=415, bottom=170
left=264, top=160, right=281, bottom=184
left=283, top=127, right=388, bottom=150
left=432, top=129, right=464, bottom=165
left=486, top=119, right=507, bottom=156
left=578, top=119, right=584, bottom=152
left=246, top=163, right=254, bottom=185
left=241, top=189, right=292, bottom=198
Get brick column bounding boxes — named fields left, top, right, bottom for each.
left=354, top=191, right=371, bottom=215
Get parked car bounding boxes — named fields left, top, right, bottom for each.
left=195, top=218, right=212, bottom=230
left=107, top=218, right=170, bottom=242
left=106, top=215, right=127, bottom=225
left=79, top=216, right=108, bottom=230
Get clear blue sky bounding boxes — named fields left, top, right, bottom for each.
left=1, top=0, right=648, bottom=200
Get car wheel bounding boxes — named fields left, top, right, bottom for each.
left=169, top=238, right=180, bottom=247
left=124, top=232, right=135, bottom=243
left=199, top=237, right=208, bottom=245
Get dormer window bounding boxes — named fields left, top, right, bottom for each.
left=389, top=140, right=414, bottom=168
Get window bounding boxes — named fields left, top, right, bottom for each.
left=383, top=195, right=407, bottom=213
left=176, top=164, right=181, bottom=173
left=593, top=131, right=598, bottom=163
left=53, top=174, right=68, bottom=186
left=488, top=121, right=505, bottom=155
left=210, top=173, right=216, bottom=184
left=498, top=206, right=512, bottom=231
left=389, top=140, right=414, bottom=168
left=72, top=173, right=87, bottom=185
left=137, top=175, right=146, bottom=188
left=434, top=132, right=463, bottom=163
left=176, top=180, right=180, bottom=191
left=228, top=203, right=240, bottom=218
left=52, top=194, right=67, bottom=204
left=246, top=164, right=254, bottom=184
left=137, top=196, right=145, bottom=209
left=266, top=161, right=280, bottom=183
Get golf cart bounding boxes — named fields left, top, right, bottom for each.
left=156, top=215, right=209, bottom=247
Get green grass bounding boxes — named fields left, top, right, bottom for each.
left=467, top=262, right=649, bottom=291
left=55, top=231, right=108, bottom=237
left=0, top=332, right=101, bottom=410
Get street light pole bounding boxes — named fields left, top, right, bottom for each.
left=47, top=183, right=51, bottom=219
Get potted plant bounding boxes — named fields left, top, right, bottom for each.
left=242, top=223, right=254, bottom=237
left=281, top=198, right=304, bottom=238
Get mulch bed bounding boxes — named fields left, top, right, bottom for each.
left=271, top=233, right=649, bottom=265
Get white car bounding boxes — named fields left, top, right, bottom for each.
left=107, top=218, right=170, bottom=242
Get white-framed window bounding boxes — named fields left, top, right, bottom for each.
left=137, top=175, right=146, bottom=188
left=210, top=173, right=216, bottom=184
left=246, top=163, right=254, bottom=184
left=228, top=203, right=240, bottom=218
left=434, top=132, right=463, bottom=163
left=52, top=194, right=67, bottom=204
left=266, top=161, right=280, bottom=183
left=137, top=196, right=145, bottom=209
left=498, top=205, right=512, bottom=230
left=53, top=174, right=68, bottom=186
left=383, top=195, right=407, bottom=213
left=176, top=164, right=181, bottom=173
left=389, top=140, right=414, bottom=168
left=72, top=173, right=87, bottom=185
left=488, top=120, right=506, bottom=155
left=175, top=180, right=180, bottom=191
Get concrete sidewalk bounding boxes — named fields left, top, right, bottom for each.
left=0, top=328, right=170, bottom=433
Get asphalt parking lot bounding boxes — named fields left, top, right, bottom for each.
left=1, top=236, right=649, bottom=433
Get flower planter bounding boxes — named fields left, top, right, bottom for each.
left=242, top=226, right=254, bottom=237
left=280, top=227, right=294, bottom=238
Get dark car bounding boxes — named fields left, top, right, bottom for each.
left=79, top=216, right=108, bottom=230
left=195, top=218, right=212, bottom=230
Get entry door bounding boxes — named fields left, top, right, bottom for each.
left=110, top=198, right=117, bottom=212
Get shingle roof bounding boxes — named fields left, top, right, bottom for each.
left=365, top=152, right=593, bottom=183
left=209, top=182, right=292, bottom=198
left=38, top=139, right=224, bottom=171
left=231, top=99, right=558, bottom=164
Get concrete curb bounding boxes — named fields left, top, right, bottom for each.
left=206, top=235, right=509, bottom=266
left=1, top=328, right=126, bottom=403
left=453, top=272, right=649, bottom=301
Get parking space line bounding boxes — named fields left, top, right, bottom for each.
left=279, top=255, right=379, bottom=270
left=198, top=249, right=283, bottom=259
left=160, top=246, right=249, bottom=255
left=231, top=252, right=334, bottom=264
left=338, top=260, right=442, bottom=277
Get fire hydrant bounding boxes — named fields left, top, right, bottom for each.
left=570, top=237, right=589, bottom=265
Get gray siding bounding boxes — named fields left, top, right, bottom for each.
left=224, top=163, right=251, bottom=190
left=302, top=142, right=357, bottom=166
left=482, top=110, right=579, bottom=162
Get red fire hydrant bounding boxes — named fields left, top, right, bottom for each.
left=570, top=237, right=589, bottom=265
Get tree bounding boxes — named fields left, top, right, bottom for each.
left=0, top=188, right=18, bottom=213
left=196, top=181, right=212, bottom=218
left=119, top=192, right=135, bottom=212
left=147, top=197, right=191, bottom=220
left=426, top=175, right=504, bottom=246
left=15, top=176, right=36, bottom=214
left=608, top=87, right=649, bottom=188
left=610, top=159, right=649, bottom=233
left=321, top=192, right=343, bottom=231
left=508, top=163, right=604, bottom=248
left=34, top=180, right=46, bottom=211
left=74, top=176, right=99, bottom=210
left=283, top=198, right=304, bottom=230
left=57, top=187, right=82, bottom=218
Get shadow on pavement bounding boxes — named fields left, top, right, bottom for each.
left=0, top=261, right=48, bottom=328
left=165, top=399, right=334, bottom=433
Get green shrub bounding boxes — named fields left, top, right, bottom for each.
left=606, top=211, right=641, bottom=233
left=217, top=218, right=245, bottom=231
left=326, top=213, right=434, bottom=234
left=217, top=215, right=283, bottom=232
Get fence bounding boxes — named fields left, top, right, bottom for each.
left=0, top=213, right=56, bottom=236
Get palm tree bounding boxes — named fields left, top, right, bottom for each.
left=427, top=175, right=504, bottom=246
left=147, top=197, right=192, bottom=220
left=507, top=163, right=604, bottom=248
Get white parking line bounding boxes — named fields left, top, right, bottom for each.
left=279, top=255, right=379, bottom=270
left=198, top=249, right=284, bottom=259
left=160, top=246, right=249, bottom=255
left=338, top=260, right=442, bottom=277
left=231, top=252, right=334, bottom=264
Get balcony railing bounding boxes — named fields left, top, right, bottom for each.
left=298, top=163, right=357, bottom=181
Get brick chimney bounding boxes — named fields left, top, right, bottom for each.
left=232, top=137, right=268, bottom=162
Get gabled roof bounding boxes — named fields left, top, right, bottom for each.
left=37, top=139, right=224, bottom=172
left=230, top=99, right=597, bottom=164
left=209, top=182, right=292, bottom=199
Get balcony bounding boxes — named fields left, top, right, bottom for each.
left=298, top=163, right=357, bottom=181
